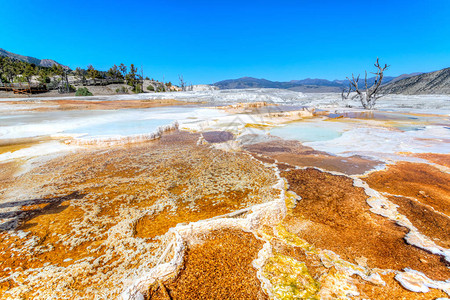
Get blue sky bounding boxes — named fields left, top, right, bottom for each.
left=1, top=0, right=449, bottom=84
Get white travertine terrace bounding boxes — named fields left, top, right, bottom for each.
left=1, top=92, right=449, bottom=299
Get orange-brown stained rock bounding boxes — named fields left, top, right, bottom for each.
left=281, top=168, right=450, bottom=281
left=268, top=237, right=449, bottom=299
left=1, top=194, right=93, bottom=268
left=201, top=131, right=234, bottom=143
left=364, top=161, right=450, bottom=215
left=353, top=273, right=448, bottom=299
left=411, top=153, right=450, bottom=168
left=148, top=229, right=267, bottom=300
left=387, top=195, right=450, bottom=249
left=0, top=141, right=36, bottom=155
left=269, top=238, right=327, bottom=280
left=0, top=131, right=279, bottom=299
left=135, top=190, right=252, bottom=239
left=245, top=139, right=380, bottom=175
left=0, top=161, right=18, bottom=183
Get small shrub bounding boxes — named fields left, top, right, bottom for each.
left=132, top=85, right=143, bottom=93
left=75, top=87, right=93, bottom=96
left=116, top=86, right=128, bottom=94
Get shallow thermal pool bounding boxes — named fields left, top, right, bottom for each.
left=328, top=111, right=450, bottom=132
left=0, top=106, right=226, bottom=140
left=269, top=121, right=349, bottom=142
left=63, top=114, right=174, bottom=139
left=265, top=112, right=450, bottom=162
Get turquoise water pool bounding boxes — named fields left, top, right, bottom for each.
left=64, top=118, right=174, bottom=138
left=270, top=122, right=347, bottom=142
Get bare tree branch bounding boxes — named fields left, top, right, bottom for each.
left=345, top=58, right=390, bottom=109
left=341, top=83, right=352, bottom=101
left=365, top=71, right=368, bottom=90
left=178, top=75, right=186, bottom=91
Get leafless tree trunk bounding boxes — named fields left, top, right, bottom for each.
left=64, top=71, right=70, bottom=93
left=346, top=58, right=389, bottom=110
left=178, top=75, right=186, bottom=91
left=341, top=83, right=352, bottom=101
left=140, top=65, right=144, bottom=93
left=59, top=70, right=70, bottom=93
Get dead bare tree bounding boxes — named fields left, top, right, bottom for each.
left=341, top=83, right=352, bottom=101
left=178, top=74, right=186, bottom=91
left=140, top=65, right=144, bottom=93
left=346, top=58, right=389, bottom=110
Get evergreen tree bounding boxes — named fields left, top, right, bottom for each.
left=125, top=64, right=138, bottom=88
left=86, top=65, right=102, bottom=79
left=75, top=67, right=86, bottom=84
left=23, top=64, right=36, bottom=84
left=119, top=63, right=127, bottom=78
left=107, top=64, right=122, bottom=79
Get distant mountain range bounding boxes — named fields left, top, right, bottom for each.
left=380, top=68, right=450, bottom=95
left=0, top=48, right=68, bottom=69
left=213, top=74, right=423, bottom=92
left=213, top=76, right=346, bottom=90
left=2, top=48, right=447, bottom=94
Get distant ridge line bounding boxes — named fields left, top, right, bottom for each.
left=0, top=48, right=69, bottom=69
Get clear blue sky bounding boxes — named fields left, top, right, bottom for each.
left=1, top=0, right=449, bottom=84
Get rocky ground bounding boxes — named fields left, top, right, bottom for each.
left=381, top=67, right=450, bottom=95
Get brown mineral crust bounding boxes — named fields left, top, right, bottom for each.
left=201, top=131, right=234, bottom=143
left=135, top=189, right=253, bottom=239
left=0, top=141, right=37, bottom=155
left=364, top=162, right=450, bottom=215
left=353, top=273, right=448, bottom=299
left=270, top=238, right=327, bottom=279
left=411, top=153, right=450, bottom=168
left=148, top=229, right=267, bottom=300
left=0, top=131, right=279, bottom=298
left=387, top=195, right=450, bottom=248
left=0, top=161, right=18, bottom=184
left=248, top=154, right=276, bottom=165
left=158, top=131, right=200, bottom=144
left=281, top=168, right=450, bottom=281
left=0, top=194, right=108, bottom=291
left=245, top=140, right=380, bottom=175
